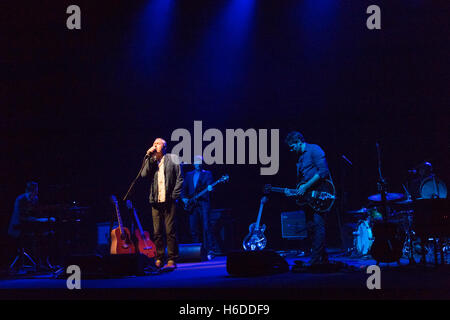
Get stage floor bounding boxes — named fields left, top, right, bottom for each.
left=1, top=253, right=449, bottom=300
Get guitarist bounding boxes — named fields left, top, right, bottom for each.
left=181, top=155, right=215, bottom=258
left=284, top=131, right=332, bottom=266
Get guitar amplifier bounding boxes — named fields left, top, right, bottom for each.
left=96, top=221, right=117, bottom=255
left=227, top=250, right=289, bottom=276
left=281, top=211, right=307, bottom=239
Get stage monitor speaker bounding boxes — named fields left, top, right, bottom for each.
left=226, top=250, right=289, bottom=277
left=176, top=243, right=206, bottom=262
left=281, top=211, right=307, bottom=239
left=102, top=253, right=149, bottom=277
left=63, top=254, right=103, bottom=278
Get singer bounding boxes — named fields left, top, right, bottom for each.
left=141, top=138, right=184, bottom=269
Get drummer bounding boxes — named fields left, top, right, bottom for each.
left=8, top=182, right=56, bottom=270
left=8, top=181, right=40, bottom=239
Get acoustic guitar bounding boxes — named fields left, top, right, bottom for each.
left=242, top=196, right=268, bottom=251
left=125, top=200, right=156, bottom=259
left=110, top=195, right=136, bottom=254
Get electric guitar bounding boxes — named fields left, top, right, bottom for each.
left=264, top=179, right=336, bottom=212
left=184, top=174, right=229, bottom=211
left=125, top=200, right=156, bottom=259
left=242, top=196, right=268, bottom=251
left=110, top=195, right=136, bottom=254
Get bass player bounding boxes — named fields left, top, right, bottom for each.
left=181, top=155, right=216, bottom=259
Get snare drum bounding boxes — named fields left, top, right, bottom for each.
left=353, top=219, right=374, bottom=256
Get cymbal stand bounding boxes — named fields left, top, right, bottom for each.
left=399, top=184, right=417, bottom=264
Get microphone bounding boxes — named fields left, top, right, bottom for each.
left=145, top=148, right=156, bottom=158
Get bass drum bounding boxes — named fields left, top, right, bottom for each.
left=370, top=222, right=405, bottom=263
left=353, top=220, right=374, bottom=256
left=420, top=176, right=447, bottom=199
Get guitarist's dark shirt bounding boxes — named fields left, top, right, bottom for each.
left=182, top=170, right=213, bottom=203
left=297, top=143, right=330, bottom=184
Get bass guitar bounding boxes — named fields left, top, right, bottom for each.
left=125, top=200, right=157, bottom=259
left=243, top=196, right=268, bottom=251
left=110, top=195, right=136, bottom=254
left=184, top=174, right=229, bottom=211
left=264, top=179, right=336, bottom=212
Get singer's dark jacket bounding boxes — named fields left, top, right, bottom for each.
left=141, top=153, right=184, bottom=204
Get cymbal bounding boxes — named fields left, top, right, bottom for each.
left=396, top=199, right=413, bottom=205
left=368, top=193, right=404, bottom=202
left=347, top=208, right=368, bottom=214
left=69, top=206, right=90, bottom=211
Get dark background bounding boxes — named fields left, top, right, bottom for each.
left=1, top=1, right=448, bottom=259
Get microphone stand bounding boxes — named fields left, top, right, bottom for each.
left=369, top=143, right=408, bottom=265
left=339, top=154, right=352, bottom=255
left=376, top=143, right=388, bottom=222
left=123, top=155, right=150, bottom=201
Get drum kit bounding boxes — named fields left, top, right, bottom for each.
left=347, top=200, right=411, bottom=258
left=346, top=162, right=448, bottom=263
